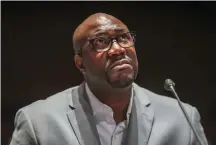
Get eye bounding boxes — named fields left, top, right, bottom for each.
left=118, top=33, right=132, bottom=42
left=92, top=37, right=110, bottom=50
left=93, top=37, right=109, bottom=45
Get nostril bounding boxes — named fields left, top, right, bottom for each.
left=108, top=48, right=126, bottom=57
left=108, top=42, right=126, bottom=56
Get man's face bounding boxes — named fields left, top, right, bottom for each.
left=78, top=15, right=138, bottom=88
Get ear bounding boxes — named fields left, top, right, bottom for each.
left=74, top=55, right=86, bottom=74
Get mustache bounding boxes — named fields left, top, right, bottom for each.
left=106, top=55, right=132, bottom=70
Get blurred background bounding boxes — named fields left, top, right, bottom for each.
left=2, top=1, right=216, bottom=145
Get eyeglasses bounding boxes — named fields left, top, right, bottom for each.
left=76, top=31, right=136, bottom=55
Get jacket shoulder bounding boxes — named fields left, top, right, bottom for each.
left=19, top=86, right=79, bottom=116
left=133, top=83, right=194, bottom=115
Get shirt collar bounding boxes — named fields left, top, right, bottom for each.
left=85, top=83, right=134, bottom=124
left=85, top=83, right=106, bottom=116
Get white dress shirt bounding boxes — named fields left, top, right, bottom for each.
left=85, top=83, right=134, bottom=145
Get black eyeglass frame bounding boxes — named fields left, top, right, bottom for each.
left=76, top=31, right=136, bottom=56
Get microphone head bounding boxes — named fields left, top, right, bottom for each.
left=164, top=79, right=175, bottom=91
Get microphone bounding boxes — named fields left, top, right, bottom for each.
left=164, top=79, right=205, bottom=145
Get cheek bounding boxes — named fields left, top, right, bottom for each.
left=93, top=52, right=106, bottom=66
left=130, top=47, right=137, bottom=56
left=128, top=47, right=138, bottom=61
left=85, top=52, right=107, bottom=72
left=127, top=48, right=139, bottom=71
left=95, top=52, right=105, bottom=59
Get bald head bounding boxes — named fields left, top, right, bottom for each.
left=72, top=13, right=129, bottom=54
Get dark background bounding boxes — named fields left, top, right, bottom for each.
left=2, top=1, right=216, bottom=145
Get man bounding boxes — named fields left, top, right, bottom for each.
left=10, top=13, right=208, bottom=145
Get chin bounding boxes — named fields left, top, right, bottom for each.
left=106, top=71, right=137, bottom=88
left=107, top=76, right=134, bottom=88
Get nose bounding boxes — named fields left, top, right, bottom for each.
left=107, top=40, right=126, bottom=57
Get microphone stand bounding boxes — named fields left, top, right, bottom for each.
left=164, top=79, right=205, bottom=145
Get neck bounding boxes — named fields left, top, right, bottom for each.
left=87, top=82, right=133, bottom=123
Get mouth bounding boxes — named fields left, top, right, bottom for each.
left=109, top=59, right=132, bottom=70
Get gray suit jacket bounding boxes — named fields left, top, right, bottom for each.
left=10, top=83, right=208, bottom=145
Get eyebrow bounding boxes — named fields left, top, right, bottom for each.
left=90, top=27, right=127, bottom=38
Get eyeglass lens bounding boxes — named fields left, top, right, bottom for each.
left=92, top=32, right=135, bottom=52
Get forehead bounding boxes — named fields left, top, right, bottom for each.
left=89, top=15, right=129, bottom=37
left=96, top=15, right=112, bottom=26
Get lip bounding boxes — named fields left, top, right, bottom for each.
left=109, top=59, right=131, bottom=70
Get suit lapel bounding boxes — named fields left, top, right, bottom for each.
left=67, top=83, right=101, bottom=145
left=66, top=82, right=154, bottom=145
left=127, top=83, right=154, bottom=145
